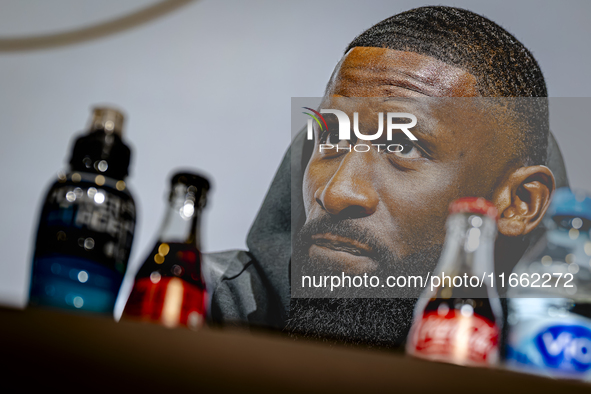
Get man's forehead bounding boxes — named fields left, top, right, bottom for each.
left=328, top=47, right=480, bottom=98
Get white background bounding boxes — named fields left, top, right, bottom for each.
left=1, top=0, right=590, bottom=308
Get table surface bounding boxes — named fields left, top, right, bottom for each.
left=1, top=307, right=589, bottom=393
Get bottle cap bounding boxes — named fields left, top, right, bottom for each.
left=89, top=107, right=125, bottom=137
left=69, top=106, right=131, bottom=179
left=171, top=172, right=210, bottom=191
left=547, top=187, right=591, bottom=221
left=449, top=197, right=498, bottom=221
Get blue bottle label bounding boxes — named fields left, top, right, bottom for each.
left=30, top=177, right=135, bottom=313
left=534, top=325, right=591, bottom=372
left=506, top=312, right=591, bottom=379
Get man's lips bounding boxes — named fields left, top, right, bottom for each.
left=308, top=233, right=378, bottom=274
left=311, top=233, right=372, bottom=256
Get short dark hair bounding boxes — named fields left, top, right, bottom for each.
left=344, top=6, right=548, bottom=166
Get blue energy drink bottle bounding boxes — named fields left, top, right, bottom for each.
left=505, top=188, right=591, bottom=379
left=29, top=107, right=136, bottom=314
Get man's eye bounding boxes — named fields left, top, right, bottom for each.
left=391, top=141, right=423, bottom=159
left=386, top=134, right=424, bottom=159
left=321, top=130, right=349, bottom=147
left=320, top=130, right=336, bottom=144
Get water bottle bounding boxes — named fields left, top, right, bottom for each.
left=505, top=187, right=591, bottom=379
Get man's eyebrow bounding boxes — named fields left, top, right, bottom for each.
left=377, top=97, right=438, bottom=137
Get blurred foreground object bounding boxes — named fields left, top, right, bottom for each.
left=0, top=0, right=196, bottom=52
left=1, top=307, right=589, bottom=393
left=29, top=107, right=136, bottom=314
left=122, top=172, right=209, bottom=329
left=406, top=197, right=503, bottom=367
left=506, top=188, right=591, bottom=379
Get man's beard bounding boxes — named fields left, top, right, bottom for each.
left=286, top=216, right=442, bottom=348
left=286, top=298, right=418, bottom=348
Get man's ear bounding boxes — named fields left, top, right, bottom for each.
left=493, top=166, right=555, bottom=237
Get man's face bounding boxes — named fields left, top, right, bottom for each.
left=300, top=47, right=517, bottom=276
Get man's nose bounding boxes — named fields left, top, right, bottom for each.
left=314, top=152, right=379, bottom=218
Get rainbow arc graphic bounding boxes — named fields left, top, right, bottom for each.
left=302, top=107, right=328, bottom=132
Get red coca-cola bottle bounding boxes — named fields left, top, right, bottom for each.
left=406, top=197, right=503, bottom=367
left=122, top=172, right=209, bottom=329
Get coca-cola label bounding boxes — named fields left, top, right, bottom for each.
left=409, top=310, right=499, bottom=365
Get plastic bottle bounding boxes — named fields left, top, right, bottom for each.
left=505, top=188, right=591, bottom=379
left=30, top=107, right=135, bottom=314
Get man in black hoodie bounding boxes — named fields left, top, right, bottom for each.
left=204, top=6, right=569, bottom=347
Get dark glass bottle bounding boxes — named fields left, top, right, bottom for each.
left=122, top=172, right=210, bottom=329
left=29, top=107, right=136, bottom=314
left=406, top=197, right=503, bottom=367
